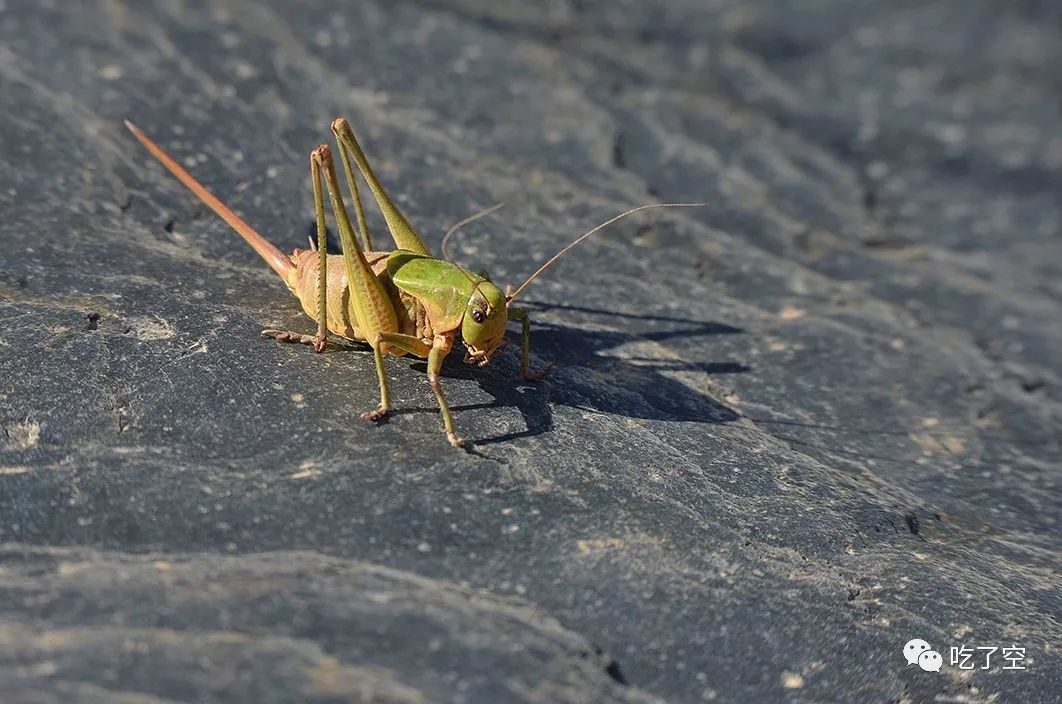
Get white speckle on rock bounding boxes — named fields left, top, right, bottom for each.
left=126, top=315, right=176, bottom=341
left=4, top=419, right=40, bottom=451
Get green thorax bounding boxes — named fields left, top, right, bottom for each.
left=386, top=250, right=484, bottom=332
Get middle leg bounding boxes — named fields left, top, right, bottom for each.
left=507, top=307, right=555, bottom=381
left=374, top=331, right=465, bottom=446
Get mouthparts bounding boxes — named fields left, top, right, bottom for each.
left=463, top=337, right=508, bottom=366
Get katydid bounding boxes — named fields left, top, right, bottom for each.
left=126, top=117, right=704, bottom=447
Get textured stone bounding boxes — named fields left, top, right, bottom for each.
left=0, top=1, right=1059, bottom=702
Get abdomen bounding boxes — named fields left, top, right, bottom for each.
left=289, top=251, right=430, bottom=352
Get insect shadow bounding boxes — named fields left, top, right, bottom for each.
left=400, top=300, right=748, bottom=445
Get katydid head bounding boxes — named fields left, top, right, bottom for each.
left=441, top=204, right=512, bottom=366
left=460, top=278, right=508, bottom=366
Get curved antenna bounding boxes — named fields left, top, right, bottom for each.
left=506, top=202, right=707, bottom=302
left=441, top=202, right=506, bottom=264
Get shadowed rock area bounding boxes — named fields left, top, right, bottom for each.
left=0, top=1, right=1059, bottom=702
left=0, top=546, right=656, bottom=703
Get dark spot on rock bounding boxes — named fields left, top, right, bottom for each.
left=1020, top=378, right=1045, bottom=393
left=904, top=512, right=920, bottom=536
left=612, top=131, right=627, bottom=169
left=605, top=658, right=627, bottom=685
left=862, top=187, right=877, bottom=213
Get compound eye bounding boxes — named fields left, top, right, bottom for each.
left=471, top=308, right=485, bottom=324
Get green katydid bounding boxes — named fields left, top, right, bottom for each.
left=126, top=117, right=703, bottom=446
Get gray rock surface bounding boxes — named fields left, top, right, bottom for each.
left=0, top=0, right=1059, bottom=702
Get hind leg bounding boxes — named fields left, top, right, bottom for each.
left=331, top=117, right=431, bottom=256
left=261, top=147, right=334, bottom=353
left=313, top=144, right=401, bottom=421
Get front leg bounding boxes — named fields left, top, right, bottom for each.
left=375, top=330, right=465, bottom=447
left=507, top=307, right=555, bottom=381
left=427, top=333, right=465, bottom=447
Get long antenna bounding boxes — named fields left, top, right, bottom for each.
left=441, top=202, right=506, bottom=263
left=507, top=202, right=707, bottom=301
left=124, top=120, right=294, bottom=279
